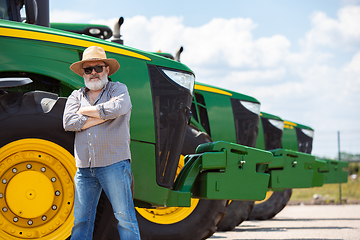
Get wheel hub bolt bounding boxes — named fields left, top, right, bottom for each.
left=51, top=177, right=56, bottom=182
left=42, top=215, right=47, bottom=221
left=28, top=220, right=33, bottom=225
left=27, top=164, right=32, bottom=169
left=55, top=190, right=61, bottom=196
left=13, top=217, right=19, bottom=222
left=0, top=193, right=3, bottom=198
left=2, top=179, right=7, bottom=184
left=12, top=168, right=17, bottom=173
left=2, top=207, right=8, bottom=212
left=52, top=205, right=57, bottom=210
left=41, top=167, right=46, bottom=172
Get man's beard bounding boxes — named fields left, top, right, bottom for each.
left=84, top=73, right=108, bottom=91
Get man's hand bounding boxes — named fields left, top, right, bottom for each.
left=77, top=106, right=101, bottom=119
left=81, top=117, right=106, bottom=130
left=77, top=98, right=116, bottom=118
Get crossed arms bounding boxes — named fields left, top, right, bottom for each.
left=63, top=83, right=131, bottom=132
left=77, top=105, right=106, bottom=130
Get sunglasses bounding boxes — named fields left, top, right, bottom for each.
left=83, top=65, right=106, bottom=75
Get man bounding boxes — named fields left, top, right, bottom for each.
left=63, top=46, right=141, bottom=240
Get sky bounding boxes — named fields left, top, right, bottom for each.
left=49, top=0, right=360, bottom=159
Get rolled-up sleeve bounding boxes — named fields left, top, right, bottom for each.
left=63, top=90, right=88, bottom=132
left=96, top=83, right=132, bottom=120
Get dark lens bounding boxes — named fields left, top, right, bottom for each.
left=83, top=67, right=93, bottom=74
left=83, top=65, right=105, bottom=75
left=94, top=66, right=104, bottom=73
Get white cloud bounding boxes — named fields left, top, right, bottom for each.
left=341, top=51, right=360, bottom=102
left=344, top=51, right=360, bottom=75
left=302, top=5, right=360, bottom=51
left=50, top=10, right=95, bottom=23
left=89, top=18, right=119, bottom=30
left=90, top=15, right=290, bottom=71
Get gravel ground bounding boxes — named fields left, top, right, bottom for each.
left=210, top=204, right=360, bottom=240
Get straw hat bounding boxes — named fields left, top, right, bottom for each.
left=70, top=46, right=120, bottom=77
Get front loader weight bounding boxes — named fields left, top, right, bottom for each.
left=268, top=149, right=315, bottom=190
left=306, top=159, right=327, bottom=187
left=323, top=159, right=349, bottom=184
left=308, top=159, right=349, bottom=186
left=175, top=141, right=272, bottom=201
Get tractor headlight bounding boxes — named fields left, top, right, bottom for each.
left=269, top=119, right=284, bottom=130
left=89, top=28, right=101, bottom=35
left=240, top=100, right=261, bottom=115
left=162, top=69, right=195, bottom=95
left=301, top=129, right=314, bottom=138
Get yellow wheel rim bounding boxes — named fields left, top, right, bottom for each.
left=0, top=139, right=76, bottom=239
left=136, top=155, right=200, bottom=224
left=255, top=191, right=273, bottom=205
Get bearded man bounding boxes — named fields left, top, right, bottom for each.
left=63, top=46, right=140, bottom=240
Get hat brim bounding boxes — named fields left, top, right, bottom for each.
left=70, top=58, right=120, bottom=77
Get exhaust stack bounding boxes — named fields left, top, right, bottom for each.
left=112, top=17, right=124, bottom=45
left=175, top=46, right=184, bottom=62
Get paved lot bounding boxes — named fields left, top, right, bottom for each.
left=210, top=204, right=360, bottom=240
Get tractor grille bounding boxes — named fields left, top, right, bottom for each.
left=148, top=65, right=192, bottom=188
left=231, top=99, right=259, bottom=147
left=261, top=118, right=283, bottom=150
left=296, top=128, right=313, bottom=154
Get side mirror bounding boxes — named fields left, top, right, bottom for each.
left=0, top=77, right=33, bottom=88
left=24, top=0, right=37, bottom=24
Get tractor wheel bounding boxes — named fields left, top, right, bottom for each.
left=0, top=91, right=76, bottom=239
left=217, top=200, right=254, bottom=231
left=135, top=125, right=228, bottom=240
left=247, top=189, right=292, bottom=220
left=0, top=91, right=114, bottom=239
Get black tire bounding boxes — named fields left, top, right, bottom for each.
left=137, top=199, right=227, bottom=240
left=136, top=125, right=228, bottom=240
left=0, top=91, right=74, bottom=151
left=217, top=200, right=254, bottom=231
left=247, top=189, right=292, bottom=220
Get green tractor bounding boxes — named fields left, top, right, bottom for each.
left=189, top=82, right=261, bottom=231
left=248, top=116, right=313, bottom=220
left=282, top=120, right=314, bottom=154
left=0, top=1, right=278, bottom=239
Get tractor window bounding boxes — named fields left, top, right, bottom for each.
left=195, top=92, right=205, bottom=106
left=198, top=105, right=211, bottom=136
left=0, top=0, right=23, bottom=21
left=190, top=100, right=198, bottom=122
left=0, top=0, right=11, bottom=20
left=193, top=93, right=211, bottom=136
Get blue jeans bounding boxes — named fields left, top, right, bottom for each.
left=70, top=160, right=141, bottom=240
